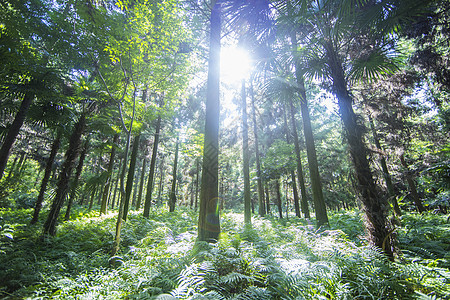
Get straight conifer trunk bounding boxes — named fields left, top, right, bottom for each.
left=0, top=92, right=34, bottom=179
left=283, top=103, right=301, bottom=217
left=288, top=98, right=310, bottom=219
left=241, top=80, right=251, bottom=225
left=123, top=134, right=140, bottom=221
left=297, top=83, right=329, bottom=226
left=250, top=83, right=265, bottom=216
left=100, top=134, right=119, bottom=215
left=198, top=1, right=221, bottom=242
left=135, top=156, right=147, bottom=210
left=275, top=180, right=283, bottom=219
left=43, top=114, right=85, bottom=236
left=31, top=133, right=61, bottom=225
left=169, top=137, right=179, bottom=212
left=143, top=115, right=161, bottom=217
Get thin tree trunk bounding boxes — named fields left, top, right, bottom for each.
left=111, top=158, right=122, bottom=210
left=400, top=154, right=425, bottom=213
left=0, top=92, right=34, bottom=179
left=250, top=83, right=266, bottom=216
left=195, top=157, right=200, bottom=211
left=326, top=41, right=393, bottom=258
left=135, top=156, right=147, bottom=210
left=291, top=31, right=328, bottom=225
left=31, top=133, right=61, bottom=225
left=143, top=115, right=161, bottom=217
left=43, top=114, right=85, bottom=236
left=123, top=134, right=140, bottom=221
left=65, top=138, right=89, bottom=221
left=265, top=185, right=270, bottom=214
left=100, top=134, right=119, bottom=215
left=288, top=98, right=310, bottom=219
left=275, top=179, right=283, bottom=219
left=369, top=116, right=401, bottom=216
left=198, top=1, right=221, bottom=242
left=241, top=79, right=252, bottom=225
left=283, top=103, right=301, bottom=217
left=169, top=136, right=179, bottom=212
left=6, top=155, right=19, bottom=180
left=157, top=156, right=165, bottom=206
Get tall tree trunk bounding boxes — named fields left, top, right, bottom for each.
left=0, top=92, right=34, bottom=179
left=275, top=179, right=283, bottom=219
left=64, top=138, right=89, bottom=221
left=43, top=114, right=85, bottom=236
left=6, top=155, right=19, bottom=180
left=288, top=98, right=310, bottom=219
left=198, top=1, right=221, bottom=242
left=283, top=103, right=301, bottom=217
left=100, top=134, right=119, bottom=215
left=123, top=134, right=140, bottom=221
left=400, top=154, right=425, bottom=213
left=111, top=158, right=122, bottom=210
left=169, top=136, right=179, bottom=212
left=369, top=116, right=401, bottom=216
left=297, top=82, right=329, bottom=225
left=195, top=157, right=200, bottom=211
left=265, top=185, right=271, bottom=214
left=250, top=83, right=266, bottom=216
left=326, top=42, right=393, bottom=258
left=143, top=115, right=161, bottom=217
left=241, top=80, right=252, bottom=225
left=135, top=156, right=147, bottom=210
left=31, top=133, right=61, bottom=225
left=157, top=156, right=165, bottom=206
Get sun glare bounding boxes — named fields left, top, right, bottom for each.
left=220, top=46, right=252, bottom=86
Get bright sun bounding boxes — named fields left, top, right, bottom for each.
left=220, top=46, right=252, bottom=86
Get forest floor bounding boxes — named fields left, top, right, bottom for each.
left=0, top=207, right=449, bottom=299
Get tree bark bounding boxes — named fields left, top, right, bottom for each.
left=249, top=83, right=266, bottom=216
left=157, top=156, right=165, bottom=206
left=123, top=134, right=140, bottom=221
left=241, top=80, right=252, bottom=225
left=110, top=158, right=122, bottom=210
left=135, top=156, right=147, bottom=210
left=400, top=154, right=425, bottom=213
left=100, top=134, right=119, bottom=215
left=0, top=92, right=34, bottom=179
left=288, top=98, right=310, bottom=219
left=198, top=1, right=221, bottom=242
left=275, top=179, right=283, bottom=219
left=64, top=138, right=89, bottom=221
left=325, top=41, right=393, bottom=258
left=31, top=133, right=61, bottom=225
left=143, top=115, right=162, bottom=217
left=283, top=103, right=301, bottom=217
left=169, top=136, right=179, bottom=212
left=43, top=114, right=85, bottom=236
left=369, top=116, right=401, bottom=216
left=296, top=80, right=329, bottom=226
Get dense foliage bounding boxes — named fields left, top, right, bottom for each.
left=0, top=0, right=449, bottom=298
left=0, top=207, right=449, bottom=299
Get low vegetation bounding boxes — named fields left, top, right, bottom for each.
left=1, top=207, right=448, bottom=299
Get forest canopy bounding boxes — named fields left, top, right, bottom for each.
left=0, top=0, right=449, bottom=299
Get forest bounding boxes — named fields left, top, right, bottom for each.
left=0, top=0, right=449, bottom=299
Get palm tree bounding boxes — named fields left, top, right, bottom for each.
left=275, top=0, right=434, bottom=257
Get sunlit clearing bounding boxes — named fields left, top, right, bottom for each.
left=220, top=46, right=252, bottom=86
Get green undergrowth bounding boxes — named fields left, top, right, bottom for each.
left=0, top=207, right=449, bottom=299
